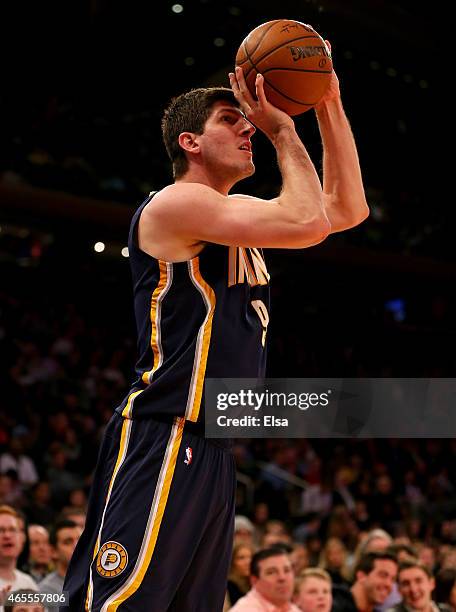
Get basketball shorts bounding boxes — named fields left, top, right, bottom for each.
left=63, top=412, right=236, bottom=611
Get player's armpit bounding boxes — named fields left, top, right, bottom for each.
left=143, top=183, right=330, bottom=250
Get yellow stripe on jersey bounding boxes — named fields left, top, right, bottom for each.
left=101, top=417, right=185, bottom=612
left=141, top=260, right=173, bottom=386
left=185, top=257, right=216, bottom=422
left=121, top=389, right=143, bottom=419
left=85, top=417, right=133, bottom=611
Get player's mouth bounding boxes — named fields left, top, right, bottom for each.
left=239, top=141, right=252, bottom=153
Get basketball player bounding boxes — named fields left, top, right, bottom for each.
left=63, top=61, right=368, bottom=611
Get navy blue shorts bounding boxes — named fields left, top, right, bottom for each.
left=63, top=413, right=236, bottom=611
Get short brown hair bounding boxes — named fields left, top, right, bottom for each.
left=161, top=87, right=237, bottom=179
left=398, top=559, right=433, bottom=580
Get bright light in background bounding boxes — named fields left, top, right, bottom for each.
left=214, top=37, right=225, bottom=47
left=171, top=4, right=183, bottom=13
left=94, top=242, right=105, bottom=253
left=121, top=247, right=129, bottom=258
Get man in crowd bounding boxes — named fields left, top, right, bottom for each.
left=0, top=506, right=37, bottom=612
left=39, top=520, right=82, bottom=597
left=332, top=552, right=398, bottom=611
left=389, top=559, right=448, bottom=612
left=26, top=525, right=52, bottom=583
left=230, top=547, right=300, bottom=611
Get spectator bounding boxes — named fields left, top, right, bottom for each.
left=0, top=440, right=39, bottom=490
left=234, top=516, right=255, bottom=548
left=389, top=559, right=449, bottom=612
left=24, top=483, right=55, bottom=527
left=434, top=569, right=456, bottom=612
left=319, top=537, right=350, bottom=586
left=230, top=547, right=300, bottom=611
left=260, top=520, right=293, bottom=550
left=226, top=543, right=254, bottom=607
left=332, top=552, right=398, bottom=612
left=26, top=526, right=52, bottom=582
left=0, top=506, right=37, bottom=612
left=58, top=507, right=86, bottom=530
left=39, top=520, right=82, bottom=597
left=290, top=543, right=310, bottom=577
left=348, top=528, right=393, bottom=578
left=294, top=568, right=332, bottom=612
left=417, top=544, right=438, bottom=573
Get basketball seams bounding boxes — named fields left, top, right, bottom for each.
left=261, top=67, right=332, bottom=75
left=245, top=20, right=281, bottom=58
left=237, top=21, right=278, bottom=67
left=261, top=74, right=315, bottom=107
left=242, top=34, right=322, bottom=82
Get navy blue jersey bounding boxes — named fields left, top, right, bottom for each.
left=116, top=192, right=270, bottom=425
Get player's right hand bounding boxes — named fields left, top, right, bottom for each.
left=229, top=66, right=295, bottom=142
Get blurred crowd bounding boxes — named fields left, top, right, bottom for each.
left=0, top=261, right=455, bottom=610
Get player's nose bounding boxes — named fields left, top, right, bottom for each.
left=240, top=118, right=256, bottom=137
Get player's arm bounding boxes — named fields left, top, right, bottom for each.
left=143, top=71, right=331, bottom=250
left=142, top=179, right=328, bottom=250
left=314, top=54, right=370, bottom=232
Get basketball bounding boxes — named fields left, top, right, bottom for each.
left=235, top=19, right=333, bottom=116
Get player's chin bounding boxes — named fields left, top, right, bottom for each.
left=242, top=162, right=255, bottom=177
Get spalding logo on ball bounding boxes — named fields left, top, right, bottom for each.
left=235, top=19, right=333, bottom=116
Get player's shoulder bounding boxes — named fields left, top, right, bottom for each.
left=143, top=183, right=222, bottom=219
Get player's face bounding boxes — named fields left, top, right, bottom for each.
left=199, top=101, right=256, bottom=180
left=295, top=576, right=332, bottom=612
left=398, top=567, right=435, bottom=611
left=253, top=554, right=294, bottom=606
left=362, top=559, right=397, bottom=606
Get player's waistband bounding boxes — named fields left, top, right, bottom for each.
left=115, top=410, right=233, bottom=452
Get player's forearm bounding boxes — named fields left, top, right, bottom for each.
left=316, top=97, right=369, bottom=229
left=272, top=125, right=330, bottom=231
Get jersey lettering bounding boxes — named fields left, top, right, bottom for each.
left=228, top=247, right=270, bottom=287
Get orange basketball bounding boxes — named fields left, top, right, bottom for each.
left=235, top=19, right=332, bottom=116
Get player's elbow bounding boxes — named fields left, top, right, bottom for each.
left=346, top=205, right=370, bottom=230
left=292, top=216, right=331, bottom=248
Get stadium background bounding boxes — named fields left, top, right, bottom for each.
left=0, top=0, right=454, bottom=592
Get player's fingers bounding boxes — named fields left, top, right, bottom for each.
left=324, top=39, right=332, bottom=54
left=229, top=72, right=252, bottom=114
left=255, top=73, right=267, bottom=107
left=235, top=66, right=256, bottom=107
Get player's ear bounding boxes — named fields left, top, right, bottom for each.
left=178, top=132, right=200, bottom=154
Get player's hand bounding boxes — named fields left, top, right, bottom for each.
left=229, top=66, right=294, bottom=141
left=314, top=40, right=341, bottom=109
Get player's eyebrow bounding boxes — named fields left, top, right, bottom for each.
left=215, top=106, right=246, bottom=119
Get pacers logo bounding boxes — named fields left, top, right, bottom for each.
left=96, top=541, right=128, bottom=578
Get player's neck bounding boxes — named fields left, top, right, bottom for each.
left=176, top=166, right=234, bottom=196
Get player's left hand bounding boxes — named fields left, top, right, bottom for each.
left=314, top=40, right=341, bottom=109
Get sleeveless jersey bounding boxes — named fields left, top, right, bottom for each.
left=115, top=192, right=270, bottom=427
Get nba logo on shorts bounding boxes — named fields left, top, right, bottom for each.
left=96, top=541, right=128, bottom=578
left=184, top=447, right=193, bottom=465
